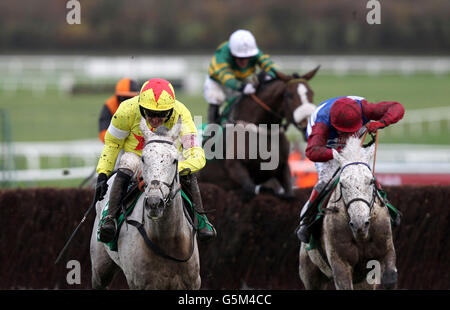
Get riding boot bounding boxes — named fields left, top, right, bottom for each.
left=207, top=104, right=220, bottom=125
left=180, top=173, right=217, bottom=241
left=296, top=188, right=320, bottom=243
left=99, top=168, right=132, bottom=243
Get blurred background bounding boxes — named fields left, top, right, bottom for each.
left=0, top=0, right=449, bottom=188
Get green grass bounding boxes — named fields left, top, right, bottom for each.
left=0, top=74, right=449, bottom=144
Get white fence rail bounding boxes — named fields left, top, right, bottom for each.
left=1, top=55, right=449, bottom=95
left=1, top=139, right=450, bottom=183
left=383, top=106, right=450, bottom=137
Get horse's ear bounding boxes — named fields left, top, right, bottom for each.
left=140, top=117, right=154, bottom=141
left=301, top=65, right=320, bottom=81
left=168, top=116, right=182, bottom=141
left=275, top=71, right=292, bottom=82
left=332, top=148, right=345, bottom=166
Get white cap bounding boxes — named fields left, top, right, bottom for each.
left=229, top=29, right=259, bottom=58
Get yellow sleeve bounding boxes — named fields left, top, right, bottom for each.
left=96, top=101, right=133, bottom=176
left=174, top=101, right=206, bottom=175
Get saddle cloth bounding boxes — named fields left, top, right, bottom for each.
left=97, top=182, right=196, bottom=252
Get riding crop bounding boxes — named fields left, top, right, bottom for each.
left=54, top=191, right=99, bottom=264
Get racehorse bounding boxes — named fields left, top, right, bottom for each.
left=90, top=117, right=200, bottom=289
left=299, top=136, right=397, bottom=290
left=199, top=67, right=320, bottom=200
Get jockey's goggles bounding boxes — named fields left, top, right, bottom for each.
left=140, top=106, right=173, bottom=119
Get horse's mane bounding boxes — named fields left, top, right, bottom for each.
left=340, top=136, right=363, bottom=162
left=154, top=126, right=170, bottom=136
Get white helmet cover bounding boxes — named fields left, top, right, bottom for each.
left=229, top=29, right=259, bottom=58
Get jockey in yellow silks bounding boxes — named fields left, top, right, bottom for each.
left=95, top=78, right=216, bottom=243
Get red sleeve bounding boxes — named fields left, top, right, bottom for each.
left=361, top=100, right=405, bottom=126
left=305, top=122, right=333, bottom=162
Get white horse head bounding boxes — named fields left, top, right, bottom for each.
left=139, top=116, right=182, bottom=219
left=332, top=136, right=376, bottom=240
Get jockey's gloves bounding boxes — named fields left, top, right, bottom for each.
left=242, top=83, right=256, bottom=95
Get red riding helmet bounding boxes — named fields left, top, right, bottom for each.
left=330, top=97, right=363, bottom=132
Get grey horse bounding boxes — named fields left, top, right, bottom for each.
left=299, top=137, right=397, bottom=290
left=90, top=117, right=200, bottom=289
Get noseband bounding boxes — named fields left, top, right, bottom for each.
left=336, top=162, right=377, bottom=211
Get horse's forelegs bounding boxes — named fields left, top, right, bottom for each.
left=380, top=245, right=398, bottom=290
left=276, top=162, right=295, bottom=198
left=90, top=230, right=119, bottom=289
left=299, top=244, right=329, bottom=290
left=330, top=259, right=354, bottom=290
left=224, top=160, right=256, bottom=198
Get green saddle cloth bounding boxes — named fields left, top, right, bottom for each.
left=97, top=189, right=210, bottom=251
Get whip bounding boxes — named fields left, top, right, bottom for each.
left=54, top=191, right=99, bottom=264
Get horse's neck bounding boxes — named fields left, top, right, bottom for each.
left=233, top=80, right=285, bottom=124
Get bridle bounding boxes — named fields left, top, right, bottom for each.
left=141, top=139, right=181, bottom=208
left=249, top=77, right=309, bottom=131
left=334, top=162, right=377, bottom=212
left=126, top=138, right=197, bottom=263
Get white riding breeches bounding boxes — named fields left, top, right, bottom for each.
left=117, top=152, right=141, bottom=178
left=203, top=76, right=240, bottom=106
left=314, top=160, right=337, bottom=192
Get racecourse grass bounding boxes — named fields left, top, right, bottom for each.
left=0, top=74, right=448, bottom=144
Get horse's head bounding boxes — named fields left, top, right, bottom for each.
left=139, top=117, right=182, bottom=220
left=278, top=66, right=320, bottom=139
left=332, top=136, right=376, bottom=241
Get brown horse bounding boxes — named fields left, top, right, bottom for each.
left=199, top=67, right=319, bottom=200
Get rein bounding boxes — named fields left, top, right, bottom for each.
left=127, top=138, right=197, bottom=263
left=249, top=77, right=308, bottom=128
left=360, top=127, right=379, bottom=174
left=337, top=162, right=377, bottom=211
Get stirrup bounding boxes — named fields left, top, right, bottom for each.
left=99, top=216, right=117, bottom=243
left=198, top=224, right=217, bottom=241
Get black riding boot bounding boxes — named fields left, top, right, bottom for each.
left=207, top=104, right=220, bottom=125
left=180, top=173, right=217, bottom=241
left=99, top=168, right=132, bottom=243
left=296, top=188, right=320, bottom=243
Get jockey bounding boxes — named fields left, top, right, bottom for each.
left=95, top=78, right=217, bottom=243
left=98, top=78, right=139, bottom=143
left=203, top=29, right=279, bottom=125
left=296, top=96, right=405, bottom=243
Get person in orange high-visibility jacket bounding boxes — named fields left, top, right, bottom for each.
left=95, top=78, right=216, bottom=244
left=288, top=150, right=318, bottom=189
left=98, top=78, right=139, bottom=143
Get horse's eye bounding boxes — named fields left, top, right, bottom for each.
left=173, top=159, right=178, bottom=164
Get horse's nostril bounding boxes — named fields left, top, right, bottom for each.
left=145, top=196, right=162, bottom=209
left=365, top=221, right=370, bottom=227
left=349, top=222, right=354, bottom=227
